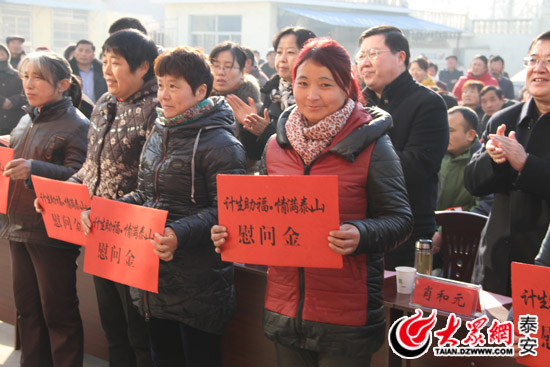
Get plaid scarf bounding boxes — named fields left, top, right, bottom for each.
left=286, top=99, right=355, bottom=166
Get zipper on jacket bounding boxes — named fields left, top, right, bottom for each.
left=152, top=128, right=168, bottom=206
left=295, top=162, right=315, bottom=347
left=1, top=120, right=35, bottom=238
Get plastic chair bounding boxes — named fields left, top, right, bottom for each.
left=436, top=211, right=488, bottom=283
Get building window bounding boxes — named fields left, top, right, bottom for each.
left=1, top=4, right=32, bottom=44
left=190, top=15, right=241, bottom=53
left=52, top=9, right=89, bottom=51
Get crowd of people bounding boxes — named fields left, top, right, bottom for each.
left=0, top=14, right=549, bottom=367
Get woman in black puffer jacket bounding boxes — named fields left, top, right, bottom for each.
left=118, top=47, right=246, bottom=366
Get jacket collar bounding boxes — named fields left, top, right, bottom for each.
left=22, top=97, right=73, bottom=122
left=212, top=74, right=259, bottom=102
left=518, top=98, right=549, bottom=130
left=100, top=78, right=158, bottom=122
left=155, top=96, right=235, bottom=133
left=447, top=139, right=481, bottom=162
left=363, top=70, right=414, bottom=107
left=276, top=103, right=393, bottom=162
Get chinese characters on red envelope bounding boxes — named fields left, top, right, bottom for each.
left=217, top=174, right=342, bottom=268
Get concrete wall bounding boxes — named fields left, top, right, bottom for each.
left=164, top=1, right=277, bottom=54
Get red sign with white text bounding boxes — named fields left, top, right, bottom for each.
left=0, top=147, right=14, bottom=214
left=32, top=175, right=90, bottom=246
left=411, top=276, right=479, bottom=317
left=512, top=262, right=550, bottom=367
left=83, top=197, right=168, bottom=293
left=217, top=174, right=342, bottom=268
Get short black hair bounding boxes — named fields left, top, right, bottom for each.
left=528, top=30, right=550, bottom=54
left=489, top=55, right=504, bottom=65
left=63, top=43, right=76, bottom=61
left=480, top=85, right=503, bottom=99
left=445, top=55, right=458, bottom=61
left=463, top=80, right=484, bottom=94
left=473, top=54, right=488, bottom=67
left=209, top=41, right=247, bottom=71
left=428, top=62, right=438, bottom=73
left=75, top=39, right=95, bottom=52
left=448, top=106, right=478, bottom=132
left=155, top=47, right=214, bottom=98
left=272, top=27, right=317, bottom=51
left=411, top=57, right=428, bottom=71
left=102, top=29, right=158, bottom=82
left=108, top=17, right=147, bottom=35
left=358, top=25, right=410, bottom=67
left=242, top=46, right=256, bottom=67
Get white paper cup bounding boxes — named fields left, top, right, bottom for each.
left=395, top=266, right=416, bottom=294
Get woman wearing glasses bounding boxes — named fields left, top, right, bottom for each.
left=209, top=42, right=261, bottom=170
left=227, top=27, right=316, bottom=163
left=212, top=38, right=412, bottom=366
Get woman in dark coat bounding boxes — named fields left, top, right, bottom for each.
left=84, top=46, right=246, bottom=366
left=1, top=51, right=89, bottom=367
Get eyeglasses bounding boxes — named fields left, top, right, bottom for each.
left=211, top=61, right=240, bottom=74
left=523, top=56, right=550, bottom=68
left=355, top=49, right=392, bottom=63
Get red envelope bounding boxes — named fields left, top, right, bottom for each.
left=84, top=197, right=168, bottom=293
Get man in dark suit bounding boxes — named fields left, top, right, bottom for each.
left=69, top=40, right=107, bottom=103
left=357, top=25, right=449, bottom=269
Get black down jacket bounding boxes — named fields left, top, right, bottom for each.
left=120, top=97, right=247, bottom=334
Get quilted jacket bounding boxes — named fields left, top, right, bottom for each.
left=71, top=78, right=159, bottom=198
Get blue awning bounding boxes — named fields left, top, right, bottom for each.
left=279, top=6, right=461, bottom=33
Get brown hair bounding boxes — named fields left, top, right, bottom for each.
left=155, top=46, right=213, bottom=97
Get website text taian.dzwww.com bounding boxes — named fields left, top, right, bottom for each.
left=433, top=347, right=514, bottom=357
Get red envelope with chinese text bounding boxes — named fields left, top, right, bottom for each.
left=217, top=174, right=342, bottom=268
left=0, top=147, right=14, bottom=214
left=83, top=196, right=168, bottom=293
left=32, top=175, right=90, bottom=246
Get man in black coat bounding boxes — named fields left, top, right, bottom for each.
left=6, top=35, right=25, bottom=69
left=0, top=44, right=25, bottom=135
left=489, top=55, right=516, bottom=100
left=357, top=25, right=449, bottom=269
left=464, top=30, right=550, bottom=296
left=69, top=40, right=107, bottom=103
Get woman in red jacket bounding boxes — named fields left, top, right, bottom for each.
left=212, top=38, right=412, bottom=366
